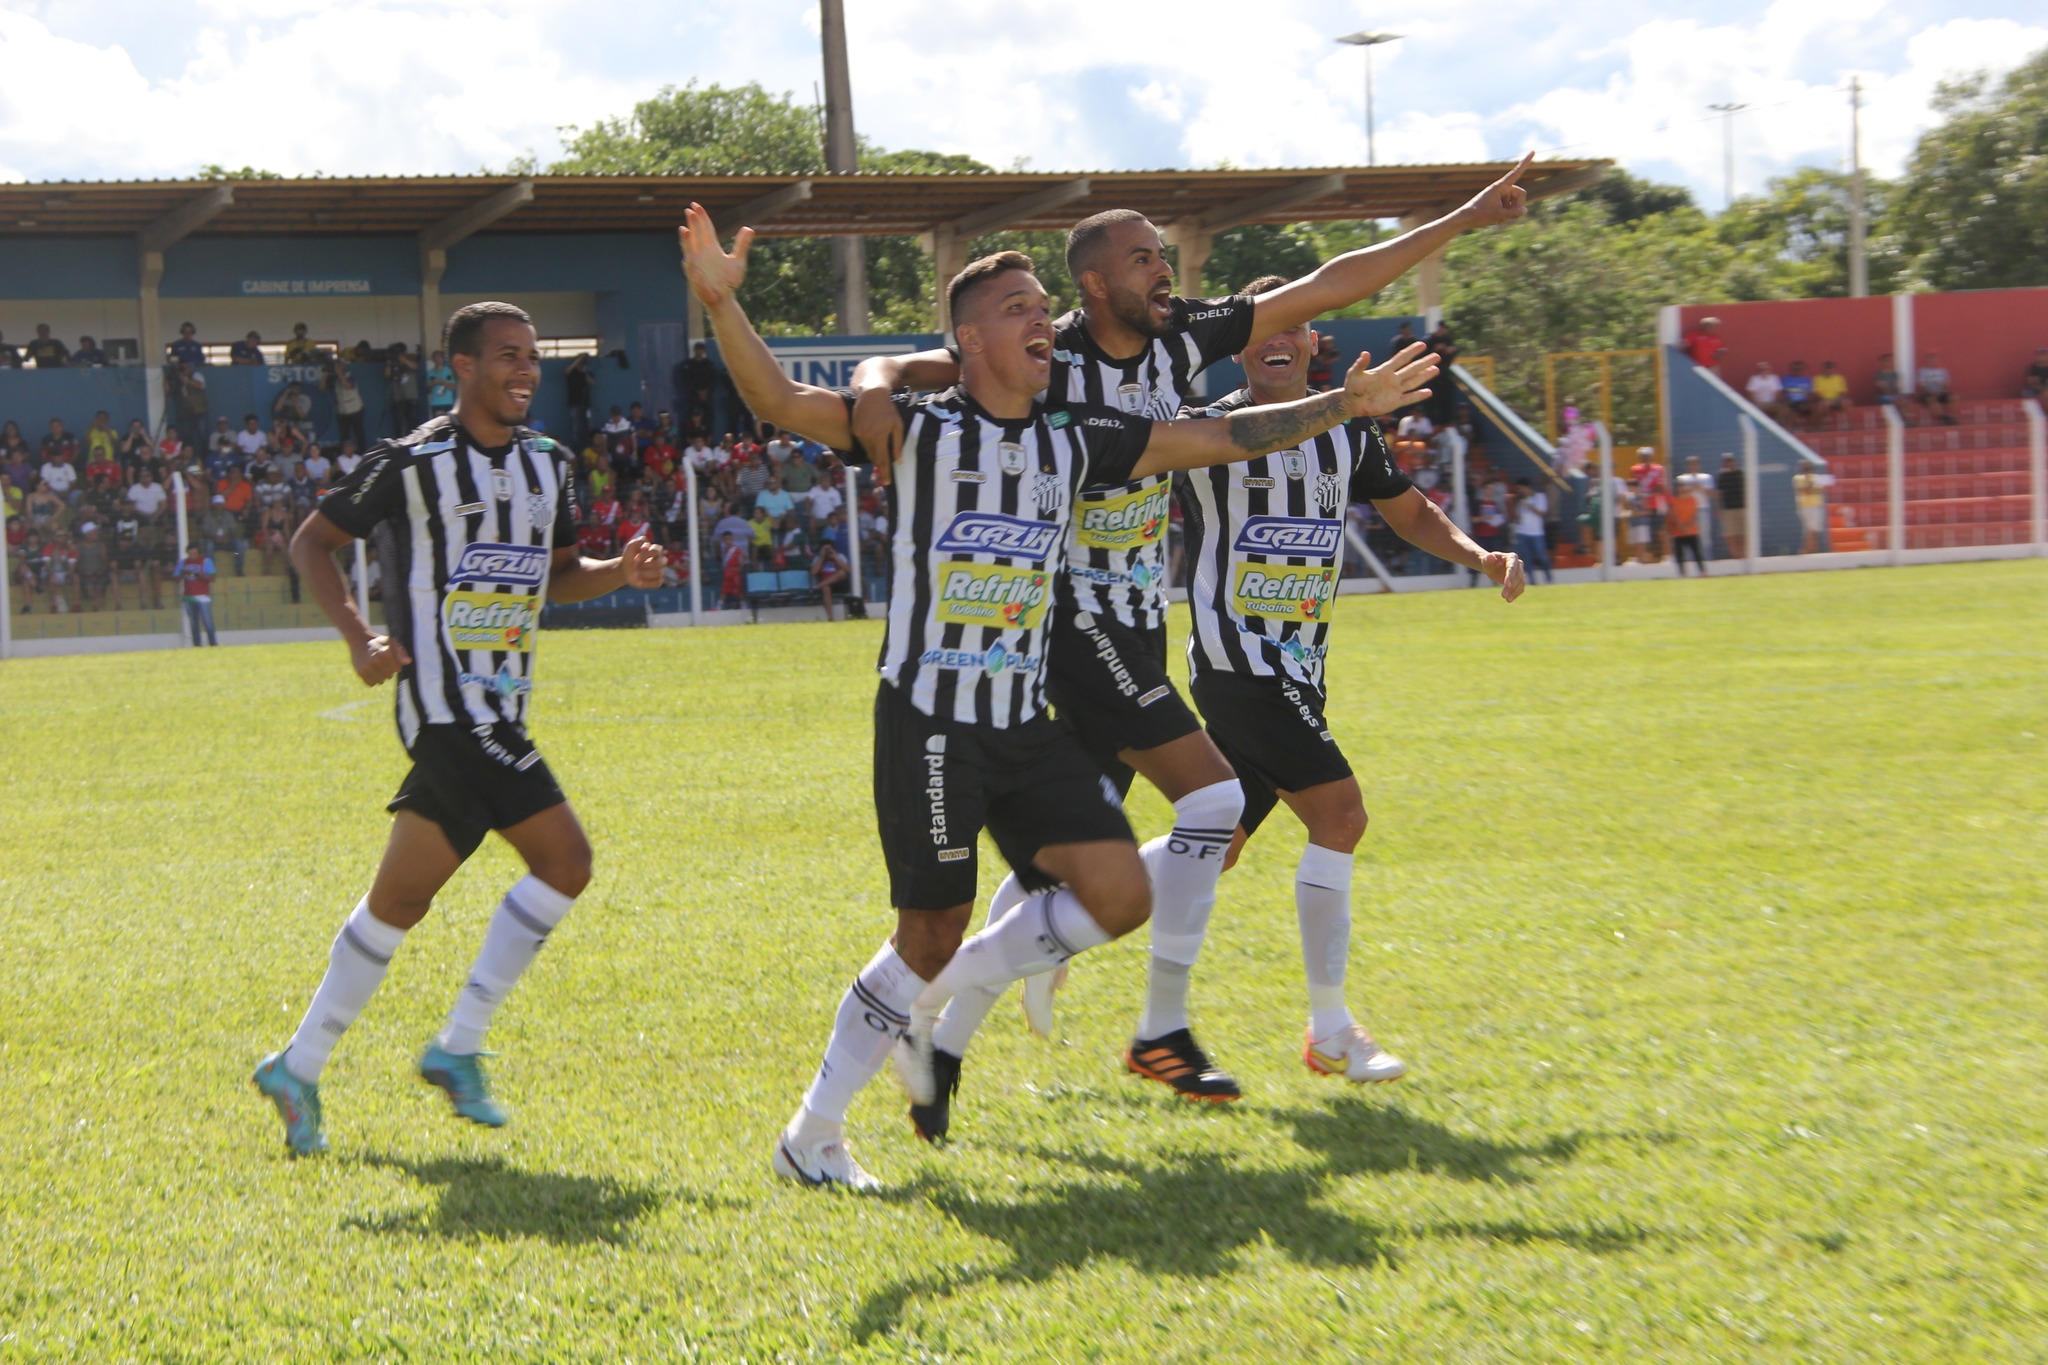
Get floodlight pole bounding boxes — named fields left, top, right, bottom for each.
left=1848, top=76, right=1868, bottom=298
left=1709, top=102, right=1747, bottom=209
left=819, top=0, right=869, bottom=334
left=1336, top=31, right=1402, bottom=165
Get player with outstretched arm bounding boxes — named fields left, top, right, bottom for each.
left=678, top=204, right=1438, bottom=1188
left=843, top=157, right=1532, bottom=1133
left=250, top=302, right=663, bottom=1156
left=1179, top=274, right=1523, bottom=1082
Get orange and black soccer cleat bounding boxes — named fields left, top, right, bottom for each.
left=1123, top=1028, right=1242, bottom=1102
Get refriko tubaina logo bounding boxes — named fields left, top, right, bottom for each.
left=1076, top=483, right=1171, bottom=550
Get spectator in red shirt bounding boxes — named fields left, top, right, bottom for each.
left=718, top=531, right=745, bottom=609
left=616, top=495, right=652, bottom=548
left=1682, top=317, right=1726, bottom=372
left=589, top=489, right=620, bottom=533
left=576, top=518, right=614, bottom=557
left=812, top=538, right=850, bottom=621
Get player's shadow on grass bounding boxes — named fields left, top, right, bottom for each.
left=853, top=1137, right=1652, bottom=1341
left=1279, top=1096, right=1595, bottom=1185
left=341, top=1153, right=672, bottom=1246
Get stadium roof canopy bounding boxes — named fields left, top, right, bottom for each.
left=0, top=162, right=1611, bottom=241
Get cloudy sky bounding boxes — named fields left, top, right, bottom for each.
left=1, top=0, right=2041, bottom=208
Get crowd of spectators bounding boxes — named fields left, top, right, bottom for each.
left=565, top=400, right=879, bottom=620
left=3, top=405, right=328, bottom=618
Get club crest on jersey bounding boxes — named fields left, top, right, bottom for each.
left=491, top=468, right=514, bottom=501
left=998, top=441, right=1028, bottom=476
left=1283, top=453, right=1307, bottom=479
left=451, top=542, right=548, bottom=585
left=527, top=492, right=555, bottom=525
left=1314, top=472, right=1343, bottom=513
left=1032, top=473, right=1067, bottom=518
left=1233, top=516, right=1342, bottom=557
left=934, top=512, right=1060, bottom=560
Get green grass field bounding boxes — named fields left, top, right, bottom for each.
left=2, top=560, right=2044, bottom=1362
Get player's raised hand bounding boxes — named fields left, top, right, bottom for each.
left=1459, top=152, right=1533, bottom=227
left=1482, top=550, right=1527, bottom=602
left=678, top=202, right=753, bottom=309
left=850, top=387, right=906, bottom=487
left=1343, top=343, right=1438, bottom=418
left=351, top=633, right=411, bottom=687
left=619, top=535, right=665, bottom=589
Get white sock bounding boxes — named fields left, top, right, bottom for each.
left=1137, top=779, right=1242, bottom=1038
left=932, top=873, right=1030, bottom=1057
left=1296, top=843, right=1356, bottom=1041
left=914, top=887, right=1113, bottom=1014
left=794, top=941, right=926, bottom=1132
left=284, top=898, right=408, bottom=1083
left=436, top=874, right=575, bottom=1056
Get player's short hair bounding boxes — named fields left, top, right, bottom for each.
left=445, top=301, right=534, bottom=358
left=1065, top=209, right=1153, bottom=279
left=947, top=251, right=1037, bottom=326
left=1240, top=274, right=1291, bottom=298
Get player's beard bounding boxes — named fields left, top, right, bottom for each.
left=1103, top=281, right=1170, bottom=339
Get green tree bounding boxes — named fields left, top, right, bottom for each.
left=1889, top=48, right=2048, bottom=290
left=1720, top=168, right=1902, bottom=297
left=555, top=83, right=1014, bottom=334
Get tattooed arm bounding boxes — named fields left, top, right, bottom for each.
left=1130, top=344, right=1439, bottom=478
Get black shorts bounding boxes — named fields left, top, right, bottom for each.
left=388, top=722, right=567, bottom=859
left=873, top=682, right=1133, bottom=910
left=1190, top=670, right=1353, bottom=837
left=1044, top=605, right=1203, bottom=790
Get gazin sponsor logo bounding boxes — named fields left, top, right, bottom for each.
left=933, top=512, right=1061, bottom=560
left=1233, top=516, right=1342, bottom=557
left=451, top=542, right=549, bottom=585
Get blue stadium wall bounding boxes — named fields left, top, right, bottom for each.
left=0, top=231, right=689, bottom=441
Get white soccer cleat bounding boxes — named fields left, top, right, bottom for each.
left=772, top=1129, right=880, bottom=1192
left=892, top=1020, right=939, bottom=1106
left=1303, top=1023, right=1407, bottom=1084
left=1019, top=964, right=1069, bottom=1039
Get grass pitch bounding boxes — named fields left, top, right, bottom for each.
left=1, top=560, right=2044, bottom=1362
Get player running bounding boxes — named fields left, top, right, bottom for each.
left=250, top=302, right=663, bottom=1156
left=846, top=157, right=1532, bottom=1129
left=1181, top=275, right=1524, bottom=1083
left=678, top=204, right=1437, bottom=1188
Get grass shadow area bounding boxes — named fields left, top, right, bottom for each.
left=1279, top=1096, right=1619, bottom=1185
left=341, top=1153, right=684, bottom=1246
left=853, top=1115, right=1658, bottom=1341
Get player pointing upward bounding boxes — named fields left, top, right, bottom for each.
left=847, top=157, right=1532, bottom=1130
left=250, top=302, right=663, bottom=1156
left=678, top=203, right=1437, bottom=1188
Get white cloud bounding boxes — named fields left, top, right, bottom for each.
left=0, top=0, right=2040, bottom=212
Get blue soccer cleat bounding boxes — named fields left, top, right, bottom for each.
left=251, top=1050, right=328, bottom=1156
left=416, top=1042, right=509, bottom=1127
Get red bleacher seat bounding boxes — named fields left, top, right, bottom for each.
left=1801, top=402, right=2039, bottom=552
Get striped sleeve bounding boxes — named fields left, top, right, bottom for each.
left=318, top=441, right=407, bottom=537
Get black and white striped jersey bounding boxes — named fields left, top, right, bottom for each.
left=1048, top=296, right=1256, bottom=629
left=841, top=386, right=1151, bottom=728
left=1177, top=388, right=1411, bottom=688
left=318, top=416, right=578, bottom=747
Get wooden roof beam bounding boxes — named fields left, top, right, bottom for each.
left=420, top=178, right=534, bottom=253
left=1169, top=172, right=1347, bottom=239
left=728, top=179, right=814, bottom=229
left=139, top=185, right=233, bottom=253
left=940, top=177, right=1092, bottom=239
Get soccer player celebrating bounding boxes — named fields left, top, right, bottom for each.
left=250, top=302, right=663, bottom=1156
left=678, top=205, right=1436, bottom=1187
left=1182, top=276, right=1523, bottom=1081
left=847, top=157, right=1532, bottom=1122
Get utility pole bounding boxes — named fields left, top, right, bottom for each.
left=1848, top=76, right=1868, bottom=298
left=1709, top=102, right=1747, bottom=209
left=819, top=0, right=868, bottom=335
